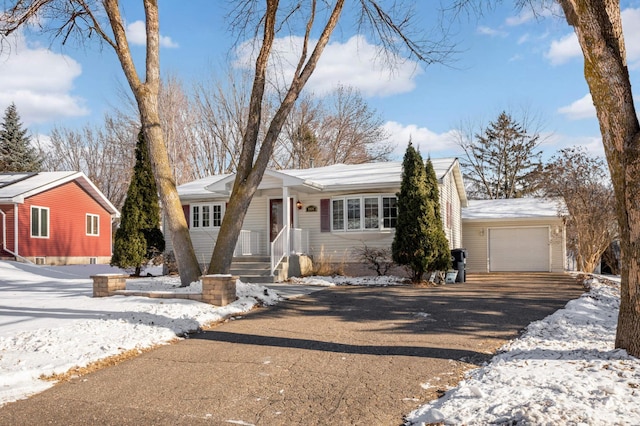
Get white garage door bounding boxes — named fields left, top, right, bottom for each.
left=489, top=227, right=550, bottom=272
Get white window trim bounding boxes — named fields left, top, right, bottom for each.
left=330, top=194, right=397, bottom=232
left=86, top=213, right=100, bottom=236
left=30, top=206, right=50, bottom=239
left=191, top=203, right=225, bottom=229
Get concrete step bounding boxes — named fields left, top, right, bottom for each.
left=232, top=256, right=270, bottom=263
left=240, top=275, right=278, bottom=283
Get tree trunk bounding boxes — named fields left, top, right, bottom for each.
left=208, top=0, right=346, bottom=274
left=104, top=0, right=201, bottom=287
left=560, top=0, right=640, bottom=357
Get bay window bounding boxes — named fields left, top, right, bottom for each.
left=331, top=195, right=397, bottom=231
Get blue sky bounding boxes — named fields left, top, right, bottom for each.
left=1, top=1, right=639, bottom=162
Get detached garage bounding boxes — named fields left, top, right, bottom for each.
left=462, top=198, right=567, bottom=273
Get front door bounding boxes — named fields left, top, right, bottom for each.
left=269, top=199, right=294, bottom=242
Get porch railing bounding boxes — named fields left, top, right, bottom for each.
left=270, top=227, right=309, bottom=275
left=234, top=230, right=261, bottom=257
left=271, top=226, right=288, bottom=275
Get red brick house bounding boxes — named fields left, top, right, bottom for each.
left=0, top=172, right=119, bottom=265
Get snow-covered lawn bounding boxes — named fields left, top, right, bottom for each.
left=1, top=260, right=638, bottom=425
left=406, top=276, right=640, bottom=425
left=0, top=261, right=282, bottom=406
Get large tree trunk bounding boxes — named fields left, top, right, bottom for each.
left=560, top=0, right=640, bottom=356
left=104, top=0, right=201, bottom=286
left=208, top=0, right=346, bottom=274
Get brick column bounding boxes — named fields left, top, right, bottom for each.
left=92, top=274, right=127, bottom=297
left=201, top=275, right=238, bottom=306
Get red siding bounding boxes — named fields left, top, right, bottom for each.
left=18, top=181, right=113, bottom=258
left=0, top=204, right=16, bottom=254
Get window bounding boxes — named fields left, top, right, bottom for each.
left=331, top=195, right=397, bottom=231
left=86, top=214, right=99, bottom=236
left=192, top=206, right=200, bottom=228
left=347, top=198, right=361, bottom=230
left=364, top=197, right=379, bottom=229
left=332, top=199, right=344, bottom=230
left=191, top=203, right=224, bottom=229
left=382, top=197, right=397, bottom=228
left=31, top=206, right=49, bottom=238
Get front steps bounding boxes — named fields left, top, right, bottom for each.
left=230, top=256, right=287, bottom=283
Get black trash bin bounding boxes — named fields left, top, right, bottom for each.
left=451, top=248, right=467, bottom=283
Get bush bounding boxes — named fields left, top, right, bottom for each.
left=353, top=245, right=395, bottom=276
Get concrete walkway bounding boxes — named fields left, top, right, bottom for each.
left=0, top=273, right=584, bottom=425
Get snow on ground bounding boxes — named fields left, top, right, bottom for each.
left=405, top=275, right=640, bottom=426
left=0, top=261, right=281, bottom=406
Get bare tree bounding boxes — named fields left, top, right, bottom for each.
left=456, top=111, right=543, bottom=199
left=0, top=0, right=201, bottom=286
left=274, top=86, right=391, bottom=169
left=557, top=0, right=640, bottom=357
left=208, top=0, right=453, bottom=274
left=40, top=112, right=137, bottom=210
left=543, top=146, right=618, bottom=273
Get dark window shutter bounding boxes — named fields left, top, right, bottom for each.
left=320, top=199, right=330, bottom=232
left=182, top=205, right=190, bottom=229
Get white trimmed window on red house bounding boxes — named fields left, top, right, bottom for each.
left=86, top=213, right=99, bottom=236
left=31, top=206, right=49, bottom=238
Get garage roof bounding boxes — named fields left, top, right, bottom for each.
left=462, top=197, right=567, bottom=220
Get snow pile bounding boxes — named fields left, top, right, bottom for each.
left=406, top=278, right=640, bottom=425
left=0, top=261, right=280, bottom=406
left=291, top=275, right=406, bottom=287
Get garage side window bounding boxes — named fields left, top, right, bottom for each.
left=31, top=206, right=49, bottom=238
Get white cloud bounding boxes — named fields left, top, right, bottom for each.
left=383, top=121, right=460, bottom=158
left=0, top=33, right=89, bottom=124
left=477, top=26, right=507, bottom=37
left=545, top=8, right=640, bottom=67
left=545, top=32, right=581, bottom=65
left=506, top=10, right=536, bottom=27
left=558, top=94, right=596, bottom=120
left=542, top=132, right=604, bottom=157
left=126, top=20, right=179, bottom=48
left=235, top=35, right=422, bottom=98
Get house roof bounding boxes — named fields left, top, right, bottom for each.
left=462, top=198, right=567, bottom=221
left=0, top=171, right=120, bottom=217
left=182, top=158, right=467, bottom=206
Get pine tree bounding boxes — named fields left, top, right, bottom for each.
left=111, top=129, right=165, bottom=275
left=392, top=143, right=450, bottom=283
left=0, top=103, right=41, bottom=172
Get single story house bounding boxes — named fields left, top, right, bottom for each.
left=462, top=198, right=567, bottom=273
left=0, top=171, right=119, bottom=265
left=172, top=158, right=468, bottom=279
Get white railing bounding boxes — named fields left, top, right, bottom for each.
left=271, top=225, right=288, bottom=275
left=290, top=228, right=309, bottom=255
left=234, top=230, right=261, bottom=257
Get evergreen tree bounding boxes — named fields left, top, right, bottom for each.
left=111, top=129, right=165, bottom=275
left=0, top=103, right=41, bottom=172
left=460, top=111, right=542, bottom=199
left=392, top=143, right=450, bottom=283
left=424, top=157, right=452, bottom=272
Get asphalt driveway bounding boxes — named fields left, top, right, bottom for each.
left=0, top=273, right=585, bottom=425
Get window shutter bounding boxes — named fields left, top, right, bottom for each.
left=182, top=205, right=190, bottom=229
left=320, top=199, right=330, bottom=232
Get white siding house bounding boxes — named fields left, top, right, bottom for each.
left=169, top=159, right=468, bottom=277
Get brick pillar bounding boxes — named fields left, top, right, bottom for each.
left=92, top=274, right=127, bottom=297
left=201, top=275, right=238, bottom=306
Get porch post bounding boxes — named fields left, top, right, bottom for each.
left=282, top=186, right=290, bottom=255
